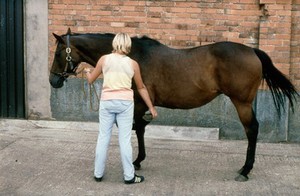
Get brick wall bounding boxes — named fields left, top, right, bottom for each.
left=291, top=0, right=300, bottom=89
left=49, top=0, right=300, bottom=90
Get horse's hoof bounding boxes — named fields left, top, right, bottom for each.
left=235, top=174, right=249, bottom=182
left=134, top=165, right=141, bottom=170
left=237, top=167, right=244, bottom=174
left=238, top=167, right=245, bottom=175
left=133, top=163, right=141, bottom=170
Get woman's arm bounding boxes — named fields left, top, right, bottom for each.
left=85, top=56, right=105, bottom=84
left=132, top=60, right=158, bottom=118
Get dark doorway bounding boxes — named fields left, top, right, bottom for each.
left=0, top=0, right=25, bottom=118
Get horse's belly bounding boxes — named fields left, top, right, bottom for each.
left=155, top=90, right=219, bottom=109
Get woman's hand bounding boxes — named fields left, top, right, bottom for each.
left=149, top=107, right=158, bottom=119
left=84, top=68, right=91, bottom=73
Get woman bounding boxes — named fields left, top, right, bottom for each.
left=85, top=33, right=157, bottom=184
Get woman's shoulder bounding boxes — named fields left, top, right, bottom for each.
left=128, top=57, right=137, bottom=64
left=104, top=53, right=113, bottom=58
left=129, top=58, right=139, bottom=70
left=97, top=54, right=111, bottom=67
left=101, top=53, right=115, bottom=62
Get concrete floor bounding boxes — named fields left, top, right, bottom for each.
left=0, top=119, right=300, bottom=195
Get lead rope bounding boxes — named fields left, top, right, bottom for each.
left=89, top=82, right=100, bottom=112
left=80, top=69, right=100, bottom=112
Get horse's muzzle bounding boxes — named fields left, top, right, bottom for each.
left=49, top=73, right=66, bottom=88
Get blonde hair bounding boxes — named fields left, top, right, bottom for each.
left=112, top=33, right=132, bottom=55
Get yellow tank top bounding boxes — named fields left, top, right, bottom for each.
left=101, top=53, right=134, bottom=101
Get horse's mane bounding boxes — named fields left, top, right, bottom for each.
left=133, top=35, right=162, bottom=46
left=57, top=32, right=161, bottom=46
left=61, top=32, right=115, bottom=38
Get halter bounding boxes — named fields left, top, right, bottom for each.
left=55, top=34, right=78, bottom=79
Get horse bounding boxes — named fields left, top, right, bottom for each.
left=49, top=28, right=298, bottom=181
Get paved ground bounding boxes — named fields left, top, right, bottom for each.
left=0, top=119, right=300, bottom=196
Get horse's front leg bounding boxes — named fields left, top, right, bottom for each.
left=132, top=101, right=149, bottom=170
left=133, top=124, right=146, bottom=170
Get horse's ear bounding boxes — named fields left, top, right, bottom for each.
left=53, top=33, right=65, bottom=44
left=67, top=28, right=71, bottom=35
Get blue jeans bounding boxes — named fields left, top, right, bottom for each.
left=94, top=100, right=135, bottom=181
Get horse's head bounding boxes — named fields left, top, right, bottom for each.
left=49, top=28, right=83, bottom=88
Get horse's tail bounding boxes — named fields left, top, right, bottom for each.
left=253, top=48, right=299, bottom=114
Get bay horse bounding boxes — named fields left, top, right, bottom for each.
left=49, top=28, right=298, bottom=181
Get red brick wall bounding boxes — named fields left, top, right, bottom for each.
left=49, top=0, right=300, bottom=90
left=291, top=0, right=300, bottom=89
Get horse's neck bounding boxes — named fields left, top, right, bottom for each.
left=75, top=34, right=114, bottom=67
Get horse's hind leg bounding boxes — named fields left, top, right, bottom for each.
left=231, top=99, right=259, bottom=181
